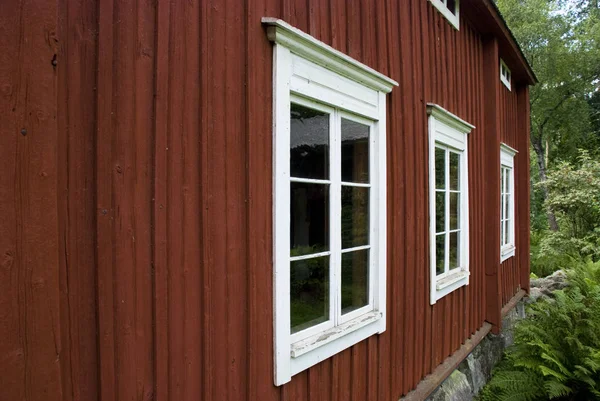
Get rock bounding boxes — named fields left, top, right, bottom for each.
left=427, top=371, right=472, bottom=401
left=527, top=270, right=568, bottom=304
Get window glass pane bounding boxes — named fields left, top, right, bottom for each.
left=341, top=186, right=369, bottom=249
left=435, top=147, right=446, bottom=190
left=341, top=118, right=370, bottom=183
left=290, top=256, right=330, bottom=333
left=504, top=194, right=510, bottom=221
left=504, top=220, right=510, bottom=245
left=501, top=193, right=505, bottom=221
left=447, top=0, right=457, bottom=14
left=290, top=103, right=329, bottom=180
left=449, top=152, right=460, bottom=190
left=291, top=183, right=329, bottom=257
left=449, top=231, right=460, bottom=269
left=450, top=192, right=460, bottom=230
left=436, top=191, right=446, bottom=233
left=436, top=234, right=446, bottom=275
left=341, top=249, right=369, bottom=314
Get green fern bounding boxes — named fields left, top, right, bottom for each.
left=480, top=261, right=600, bottom=401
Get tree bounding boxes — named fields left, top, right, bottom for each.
left=496, top=0, right=600, bottom=231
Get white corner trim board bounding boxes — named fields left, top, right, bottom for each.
left=264, top=18, right=397, bottom=386
left=262, top=17, right=398, bottom=93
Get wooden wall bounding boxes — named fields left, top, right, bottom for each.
left=0, top=0, right=530, bottom=400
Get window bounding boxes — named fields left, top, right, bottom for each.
left=500, top=144, right=517, bottom=261
left=263, top=18, right=397, bottom=386
left=427, top=104, right=474, bottom=305
left=500, top=59, right=511, bottom=90
left=429, top=0, right=460, bottom=30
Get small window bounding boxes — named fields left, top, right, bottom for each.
left=263, top=18, right=397, bottom=386
left=429, top=0, right=460, bottom=30
left=500, top=144, right=517, bottom=261
left=500, top=59, right=511, bottom=90
left=427, top=104, right=474, bottom=304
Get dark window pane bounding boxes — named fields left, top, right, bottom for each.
left=504, top=220, right=510, bottom=245
left=501, top=221, right=506, bottom=246
left=342, top=186, right=369, bottom=249
left=436, top=234, right=446, bottom=275
left=291, top=256, right=329, bottom=333
left=504, top=194, right=510, bottom=221
left=291, top=183, right=329, bottom=257
left=449, top=152, right=460, bottom=190
left=435, top=147, right=446, bottom=189
left=341, top=118, right=370, bottom=183
left=450, top=192, right=459, bottom=230
left=436, top=191, right=446, bottom=233
left=341, top=250, right=369, bottom=315
left=447, top=0, right=456, bottom=14
left=290, top=103, right=329, bottom=179
left=449, top=231, right=460, bottom=269
left=501, top=193, right=505, bottom=221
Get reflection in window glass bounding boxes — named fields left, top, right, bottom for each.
left=436, top=191, right=446, bottom=233
left=449, top=232, right=459, bottom=269
left=436, top=234, right=446, bottom=275
left=291, top=183, right=329, bottom=256
left=291, top=257, right=330, bottom=333
left=341, top=186, right=369, bottom=249
left=450, top=192, right=459, bottom=230
left=341, top=119, right=370, bottom=183
left=341, top=249, right=369, bottom=314
left=449, top=152, right=460, bottom=190
left=290, top=103, right=330, bottom=180
left=435, top=147, right=446, bottom=190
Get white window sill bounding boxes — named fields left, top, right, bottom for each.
left=291, top=311, right=381, bottom=358
left=501, top=245, right=516, bottom=262
left=431, top=270, right=470, bottom=304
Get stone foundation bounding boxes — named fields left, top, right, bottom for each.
left=426, top=301, right=526, bottom=401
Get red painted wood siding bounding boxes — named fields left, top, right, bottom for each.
left=0, top=0, right=530, bottom=400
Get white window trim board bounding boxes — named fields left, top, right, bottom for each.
left=262, top=18, right=398, bottom=93
left=266, top=18, right=398, bottom=386
left=500, top=59, right=512, bottom=91
left=500, top=143, right=518, bottom=262
left=429, top=0, right=460, bottom=30
left=427, top=104, right=474, bottom=305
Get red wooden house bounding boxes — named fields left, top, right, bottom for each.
left=0, top=0, right=535, bottom=400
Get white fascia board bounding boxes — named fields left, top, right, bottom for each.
left=262, top=18, right=398, bottom=93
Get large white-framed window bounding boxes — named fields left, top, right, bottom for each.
left=500, top=59, right=512, bottom=91
left=263, top=18, right=397, bottom=386
left=427, top=104, right=474, bottom=305
left=429, top=0, right=460, bottom=30
left=500, top=143, right=517, bottom=262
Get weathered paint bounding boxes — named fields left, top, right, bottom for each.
left=0, top=0, right=531, bottom=400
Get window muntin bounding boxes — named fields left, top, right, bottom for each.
left=500, top=144, right=517, bottom=261
left=289, top=99, right=375, bottom=342
left=434, top=146, right=463, bottom=277
left=427, top=104, right=474, bottom=305
left=500, top=166, right=512, bottom=248
left=429, top=0, right=460, bottom=30
left=500, top=59, right=512, bottom=91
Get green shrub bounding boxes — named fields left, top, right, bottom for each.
left=480, top=261, right=600, bottom=401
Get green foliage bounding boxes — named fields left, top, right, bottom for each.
left=537, top=151, right=600, bottom=261
left=480, top=261, right=600, bottom=401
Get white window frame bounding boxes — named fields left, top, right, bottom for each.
left=429, top=0, right=460, bottom=30
left=427, top=104, right=474, bottom=305
left=263, top=18, right=398, bottom=386
left=500, top=143, right=517, bottom=262
left=500, top=59, right=512, bottom=91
